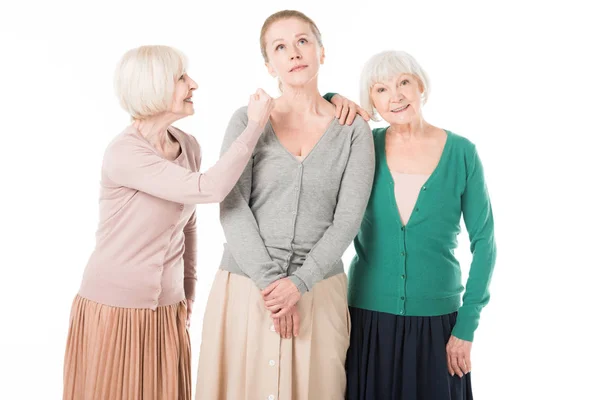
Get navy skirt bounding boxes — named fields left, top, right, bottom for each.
left=346, top=307, right=473, bottom=400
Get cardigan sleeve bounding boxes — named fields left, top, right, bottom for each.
left=103, top=121, right=263, bottom=205
left=183, top=210, right=198, bottom=300
left=219, top=107, right=288, bottom=289
left=452, top=145, right=497, bottom=341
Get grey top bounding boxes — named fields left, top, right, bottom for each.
left=218, top=106, right=375, bottom=293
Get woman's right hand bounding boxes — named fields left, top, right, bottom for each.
left=247, top=89, right=275, bottom=128
left=330, top=94, right=370, bottom=125
left=272, top=305, right=300, bottom=339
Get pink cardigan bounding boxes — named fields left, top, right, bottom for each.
left=78, top=121, right=261, bottom=309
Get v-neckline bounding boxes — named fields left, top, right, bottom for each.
left=267, top=117, right=337, bottom=164
left=381, top=128, right=452, bottom=227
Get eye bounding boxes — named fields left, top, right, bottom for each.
left=376, top=87, right=386, bottom=93
left=276, top=44, right=285, bottom=51
left=400, top=79, right=409, bottom=85
left=179, top=74, right=185, bottom=81
left=298, top=38, right=308, bottom=45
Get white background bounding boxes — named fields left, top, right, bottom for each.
left=1, top=0, right=598, bottom=398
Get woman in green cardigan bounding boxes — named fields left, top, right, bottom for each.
left=327, top=51, right=496, bottom=400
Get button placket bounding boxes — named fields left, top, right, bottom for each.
left=286, top=167, right=303, bottom=268
left=264, top=310, right=281, bottom=400
left=399, top=213, right=408, bottom=315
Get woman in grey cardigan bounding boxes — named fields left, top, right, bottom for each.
left=195, top=10, right=374, bottom=400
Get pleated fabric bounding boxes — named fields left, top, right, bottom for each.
left=63, top=295, right=191, bottom=400
left=345, top=307, right=473, bottom=400
left=196, top=269, right=351, bottom=400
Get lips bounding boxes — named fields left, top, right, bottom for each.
left=289, top=65, right=308, bottom=72
left=391, top=104, right=409, bottom=113
left=184, top=96, right=193, bottom=103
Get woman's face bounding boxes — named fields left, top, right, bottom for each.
left=263, top=18, right=324, bottom=89
left=170, top=73, right=198, bottom=117
left=371, top=73, right=424, bottom=125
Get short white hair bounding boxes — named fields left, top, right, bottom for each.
left=360, top=50, right=430, bottom=120
left=114, top=45, right=187, bottom=119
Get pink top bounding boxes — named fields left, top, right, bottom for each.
left=391, top=172, right=430, bottom=225
left=78, top=121, right=262, bottom=309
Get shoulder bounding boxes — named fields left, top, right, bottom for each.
left=104, top=126, right=147, bottom=159
left=446, top=130, right=478, bottom=158
left=444, top=131, right=485, bottom=175
left=230, top=106, right=249, bottom=125
left=102, top=126, right=155, bottom=174
left=448, top=130, right=475, bottom=149
left=341, top=117, right=374, bottom=143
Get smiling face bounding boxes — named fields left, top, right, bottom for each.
left=263, top=17, right=324, bottom=90
left=170, top=73, right=198, bottom=117
left=370, top=73, right=424, bottom=125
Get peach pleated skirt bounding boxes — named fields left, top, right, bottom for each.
left=195, top=270, right=351, bottom=400
left=63, top=295, right=191, bottom=400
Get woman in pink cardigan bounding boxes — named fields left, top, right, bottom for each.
left=62, top=45, right=275, bottom=400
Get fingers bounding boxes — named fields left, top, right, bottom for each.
left=335, top=104, right=342, bottom=119
left=273, top=317, right=281, bottom=334
left=256, top=88, right=271, bottom=100
left=279, top=316, right=286, bottom=338
left=271, top=307, right=291, bottom=318
left=450, top=354, right=463, bottom=378
left=265, top=298, right=282, bottom=308
left=446, top=351, right=455, bottom=376
left=338, top=101, right=350, bottom=125
left=261, top=281, right=279, bottom=297
left=285, top=314, right=294, bottom=338
left=292, top=308, right=300, bottom=337
left=465, top=356, right=472, bottom=374
left=459, top=357, right=470, bottom=376
left=346, top=107, right=357, bottom=126
left=265, top=304, right=281, bottom=313
left=358, top=107, right=371, bottom=121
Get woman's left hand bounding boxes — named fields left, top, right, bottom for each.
left=331, top=94, right=371, bottom=125
left=446, top=335, right=472, bottom=377
left=186, top=299, right=194, bottom=328
left=262, top=278, right=302, bottom=317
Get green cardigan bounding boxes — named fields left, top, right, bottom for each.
left=348, top=127, right=496, bottom=341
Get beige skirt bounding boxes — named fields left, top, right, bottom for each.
left=63, top=295, right=191, bottom=400
left=195, top=270, right=351, bottom=400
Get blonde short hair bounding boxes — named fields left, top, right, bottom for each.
left=114, top=45, right=187, bottom=119
left=360, top=51, right=430, bottom=120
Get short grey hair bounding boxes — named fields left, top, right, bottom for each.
left=359, top=50, right=430, bottom=120
left=114, top=45, right=188, bottom=119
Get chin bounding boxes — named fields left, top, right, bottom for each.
left=388, top=112, right=416, bottom=125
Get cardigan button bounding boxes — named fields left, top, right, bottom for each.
left=399, top=310, right=405, bottom=315
left=401, top=274, right=405, bottom=279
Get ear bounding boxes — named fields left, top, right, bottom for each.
left=416, top=76, right=425, bottom=94
left=319, top=46, right=325, bottom=65
left=266, top=61, right=277, bottom=78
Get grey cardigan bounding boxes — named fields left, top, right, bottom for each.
left=219, top=106, right=375, bottom=293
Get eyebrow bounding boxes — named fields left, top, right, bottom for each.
left=272, top=33, right=309, bottom=45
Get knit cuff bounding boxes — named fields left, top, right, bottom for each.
left=323, top=92, right=338, bottom=103
left=288, top=275, right=309, bottom=294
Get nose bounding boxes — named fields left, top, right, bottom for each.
left=188, top=76, right=198, bottom=91
left=289, top=47, right=301, bottom=61
left=391, top=88, right=404, bottom=102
